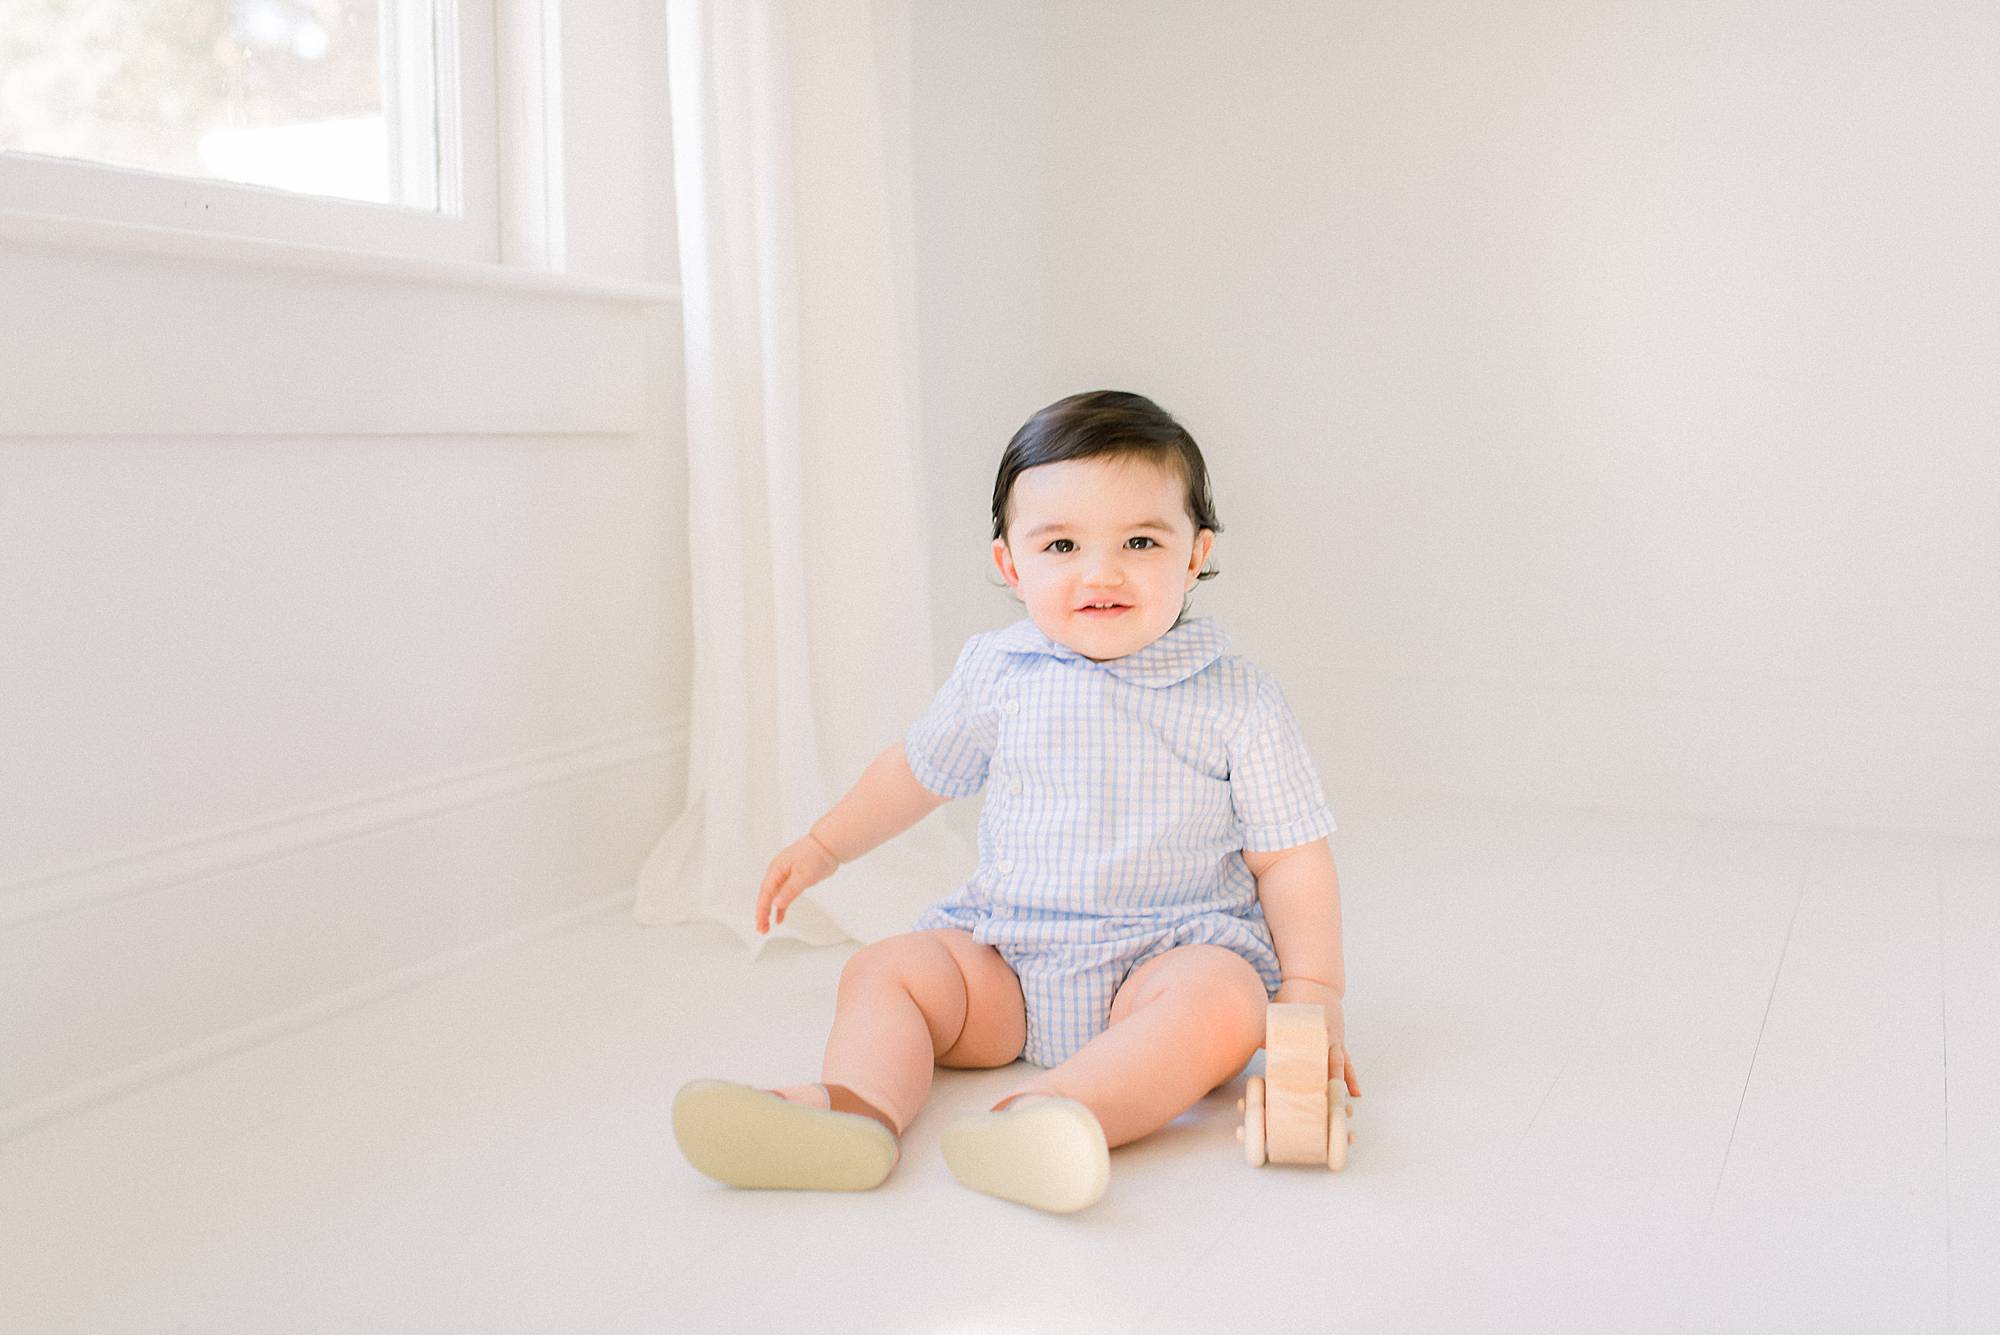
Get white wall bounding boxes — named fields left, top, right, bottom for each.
left=7, top=0, right=1993, bottom=1131
left=0, top=0, right=689, bottom=1130
left=910, top=0, right=1998, bottom=838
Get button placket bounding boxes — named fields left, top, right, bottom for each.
left=992, top=687, right=1023, bottom=881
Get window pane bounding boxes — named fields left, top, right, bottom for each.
left=0, top=0, right=441, bottom=210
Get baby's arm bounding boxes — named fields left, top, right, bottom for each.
left=810, top=741, right=953, bottom=863
left=754, top=742, right=951, bottom=934
left=1246, top=838, right=1361, bottom=1096
left=1246, top=837, right=1344, bottom=995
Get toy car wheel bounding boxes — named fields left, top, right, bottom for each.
left=1239, top=1075, right=1267, bottom=1166
left=1326, top=1080, right=1353, bottom=1171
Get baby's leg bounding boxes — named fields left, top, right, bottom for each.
left=674, top=929, right=1022, bottom=1192
left=809, top=928, right=1027, bottom=1134
left=997, top=944, right=1266, bottom=1148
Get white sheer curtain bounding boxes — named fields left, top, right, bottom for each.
left=635, top=0, right=969, bottom=950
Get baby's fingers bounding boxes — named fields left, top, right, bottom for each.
left=770, top=872, right=806, bottom=927
left=1333, top=1045, right=1362, bottom=1099
left=754, top=861, right=794, bottom=934
left=758, top=867, right=813, bottom=934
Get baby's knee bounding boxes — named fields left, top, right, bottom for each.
left=838, top=932, right=979, bottom=1057
left=838, top=932, right=954, bottom=997
left=1178, top=948, right=1270, bottom=1063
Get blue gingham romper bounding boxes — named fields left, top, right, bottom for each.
left=904, top=615, right=1338, bottom=1068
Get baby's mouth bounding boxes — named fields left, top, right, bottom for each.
left=1076, top=602, right=1131, bottom=617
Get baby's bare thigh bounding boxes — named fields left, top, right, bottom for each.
left=917, top=928, right=1027, bottom=1068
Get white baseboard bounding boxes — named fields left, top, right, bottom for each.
left=0, top=887, right=633, bottom=1142
left=0, top=719, right=686, bottom=1133
left=1, top=722, right=678, bottom=931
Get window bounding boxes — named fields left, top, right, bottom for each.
left=0, top=0, right=498, bottom=263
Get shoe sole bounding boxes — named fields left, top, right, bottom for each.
left=941, top=1097, right=1110, bottom=1214
left=672, top=1079, right=898, bottom=1191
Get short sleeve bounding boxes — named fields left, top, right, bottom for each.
left=902, top=634, right=996, bottom=798
left=1227, top=671, right=1337, bottom=851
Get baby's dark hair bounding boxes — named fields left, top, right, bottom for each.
left=991, top=390, right=1223, bottom=581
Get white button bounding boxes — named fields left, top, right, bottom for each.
left=1002, top=699, right=1020, bottom=716
left=1010, top=779, right=1024, bottom=795
left=997, top=860, right=1015, bottom=875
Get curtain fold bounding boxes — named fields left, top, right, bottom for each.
left=635, top=0, right=970, bottom=950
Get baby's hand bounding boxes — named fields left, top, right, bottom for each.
left=754, top=833, right=841, bottom=934
left=1272, top=977, right=1361, bottom=1099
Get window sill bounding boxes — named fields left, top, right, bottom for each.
left=0, top=208, right=679, bottom=439
left=0, top=208, right=680, bottom=307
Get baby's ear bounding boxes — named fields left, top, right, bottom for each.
left=1189, top=528, right=1216, bottom=574
left=991, top=537, right=1020, bottom=589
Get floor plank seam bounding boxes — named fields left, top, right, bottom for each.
left=1935, top=868, right=1952, bottom=1329
left=1702, top=861, right=1808, bottom=1227
left=1521, top=829, right=1699, bottom=1140
left=1668, top=857, right=1810, bottom=1335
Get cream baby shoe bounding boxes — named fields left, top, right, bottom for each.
left=941, top=1095, right=1109, bottom=1214
left=672, top=1079, right=898, bottom=1191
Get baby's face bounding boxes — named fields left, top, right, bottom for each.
left=992, top=455, right=1215, bottom=662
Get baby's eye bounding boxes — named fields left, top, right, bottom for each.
left=1045, top=538, right=1076, bottom=553
left=1125, top=536, right=1158, bottom=550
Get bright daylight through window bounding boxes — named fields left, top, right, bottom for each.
left=0, top=0, right=444, bottom=210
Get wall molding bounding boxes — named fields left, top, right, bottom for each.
left=0, top=718, right=687, bottom=934
left=1, top=715, right=689, bottom=1131
left=1318, top=660, right=1999, bottom=840
left=1321, top=655, right=2000, bottom=721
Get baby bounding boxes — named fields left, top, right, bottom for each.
left=672, top=389, right=1359, bottom=1213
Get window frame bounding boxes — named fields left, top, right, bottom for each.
left=0, top=0, right=501, bottom=267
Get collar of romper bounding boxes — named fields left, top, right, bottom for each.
left=989, top=615, right=1230, bottom=688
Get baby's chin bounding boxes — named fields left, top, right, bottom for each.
left=1034, top=608, right=1173, bottom=662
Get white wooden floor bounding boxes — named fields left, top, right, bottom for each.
left=2, top=793, right=1993, bottom=1334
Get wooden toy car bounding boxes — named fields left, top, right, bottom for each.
left=1236, top=1002, right=1353, bottom=1169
